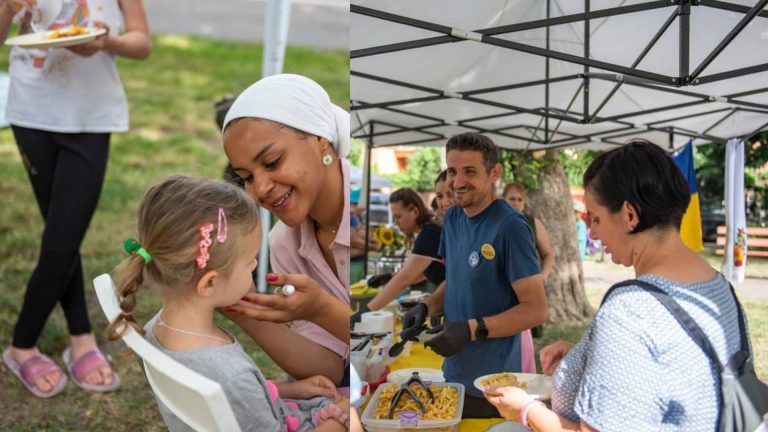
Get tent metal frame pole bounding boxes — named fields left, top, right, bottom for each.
left=702, top=108, right=737, bottom=134
left=351, top=70, right=443, bottom=94
left=689, top=0, right=768, bottom=82
left=696, top=62, right=768, bottom=85
left=352, top=96, right=446, bottom=111
left=587, top=72, right=768, bottom=111
left=679, top=0, right=691, bottom=82
left=350, top=1, right=672, bottom=58
left=363, top=122, right=374, bottom=267
left=595, top=100, right=707, bottom=123
left=545, top=0, right=551, bottom=142
left=668, top=127, right=675, bottom=150
left=648, top=107, right=733, bottom=126
left=589, top=9, right=678, bottom=122
left=699, top=0, right=768, bottom=18
left=583, top=0, right=590, bottom=123
left=462, top=74, right=579, bottom=96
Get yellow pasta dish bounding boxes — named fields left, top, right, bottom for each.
left=374, top=383, right=459, bottom=420
left=479, top=373, right=528, bottom=390
left=47, top=26, right=89, bottom=39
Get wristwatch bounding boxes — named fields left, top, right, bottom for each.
left=475, top=317, right=489, bottom=340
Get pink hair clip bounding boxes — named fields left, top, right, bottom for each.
left=217, top=208, right=228, bottom=243
left=196, top=223, right=214, bottom=269
left=195, top=209, right=228, bottom=269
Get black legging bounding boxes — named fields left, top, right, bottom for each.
left=11, top=125, right=110, bottom=349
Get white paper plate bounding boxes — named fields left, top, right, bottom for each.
left=387, top=368, right=444, bottom=385
left=6, top=28, right=107, bottom=49
left=473, top=372, right=553, bottom=400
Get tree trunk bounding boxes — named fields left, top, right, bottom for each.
left=526, top=151, right=594, bottom=323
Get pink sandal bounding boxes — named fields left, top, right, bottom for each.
left=62, top=347, right=121, bottom=392
left=2, top=347, right=68, bottom=398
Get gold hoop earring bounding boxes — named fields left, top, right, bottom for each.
left=322, top=153, right=333, bottom=166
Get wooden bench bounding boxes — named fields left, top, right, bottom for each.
left=716, top=226, right=768, bottom=258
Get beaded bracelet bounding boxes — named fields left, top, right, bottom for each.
left=520, top=398, right=545, bottom=429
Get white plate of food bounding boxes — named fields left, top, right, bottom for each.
left=485, top=421, right=526, bottom=431
left=473, top=372, right=553, bottom=400
left=5, top=27, right=107, bottom=49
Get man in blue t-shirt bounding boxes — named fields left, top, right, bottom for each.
left=401, top=132, right=548, bottom=418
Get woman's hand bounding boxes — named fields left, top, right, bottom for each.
left=281, top=375, right=337, bottom=399
left=539, top=340, right=575, bottom=375
left=227, top=273, right=330, bottom=323
left=482, top=385, right=531, bottom=420
left=66, top=20, right=109, bottom=57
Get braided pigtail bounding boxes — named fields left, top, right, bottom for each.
left=106, top=252, right=147, bottom=341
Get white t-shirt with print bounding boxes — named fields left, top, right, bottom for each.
left=6, top=0, right=128, bottom=133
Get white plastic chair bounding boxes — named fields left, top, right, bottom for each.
left=93, top=274, right=242, bottom=432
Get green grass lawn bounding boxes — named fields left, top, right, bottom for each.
left=0, top=34, right=347, bottom=431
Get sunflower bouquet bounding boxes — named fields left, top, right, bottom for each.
left=372, top=225, right=406, bottom=256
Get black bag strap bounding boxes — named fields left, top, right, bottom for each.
left=601, top=279, right=727, bottom=372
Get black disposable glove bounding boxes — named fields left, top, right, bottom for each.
left=401, top=302, right=428, bottom=338
left=350, top=303, right=369, bottom=327
left=424, top=321, right=471, bottom=357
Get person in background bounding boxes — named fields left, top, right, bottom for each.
left=574, top=200, right=587, bottom=260
left=1, top=0, right=151, bottom=398
left=352, top=187, right=445, bottom=322
left=350, top=188, right=379, bottom=283
left=403, top=133, right=547, bottom=418
left=434, top=169, right=454, bottom=219
left=502, top=183, right=555, bottom=282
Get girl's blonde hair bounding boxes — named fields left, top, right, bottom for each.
left=106, top=175, right=260, bottom=340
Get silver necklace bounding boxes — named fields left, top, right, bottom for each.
left=157, top=315, right=230, bottom=344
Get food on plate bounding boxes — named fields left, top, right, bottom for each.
left=374, top=383, right=458, bottom=420
left=479, top=373, right=528, bottom=390
left=47, top=26, right=89, bottom=39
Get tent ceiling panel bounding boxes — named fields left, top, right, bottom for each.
left=350, top=13, right=442, bottom=51
left=689, top=6, right=768, bottom=76
left=352, top=0, right=768, bottom=150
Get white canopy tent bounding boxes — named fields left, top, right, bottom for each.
left=351, top=0, right=768, bottom=151
left=351, top=1, right=766, bottom=272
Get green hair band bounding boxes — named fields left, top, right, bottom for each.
left=124, top=238, right=152, bottom=264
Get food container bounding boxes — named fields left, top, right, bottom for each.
left=361, top=382, right=465, bottom=431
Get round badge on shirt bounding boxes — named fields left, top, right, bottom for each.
left=481, top=243, right=495, bottom=260
left=468, top=251, right=480, bottom=268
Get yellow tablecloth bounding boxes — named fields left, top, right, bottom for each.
left=389, top=343, right=507, bottom=432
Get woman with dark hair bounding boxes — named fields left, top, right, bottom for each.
left=354, top=186, right=446, bottom=316
left=502, top=183, right=554, bottom=281
left=484, top=140, right=749, bottom=431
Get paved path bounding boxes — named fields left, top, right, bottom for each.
left=583, top=259, right=768, bottom=301
left=144, top=0, right=349, bottom=50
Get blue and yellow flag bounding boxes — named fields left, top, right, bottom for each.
left=673, top=141, right=703, bottom=252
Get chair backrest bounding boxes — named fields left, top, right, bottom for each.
left=93, top=274, right=242, bottom=432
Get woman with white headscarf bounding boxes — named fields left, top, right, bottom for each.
left=222, top=74, right=350, bottom=385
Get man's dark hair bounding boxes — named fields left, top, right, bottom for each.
left=583, top=139, right=690, bottom=233
left=445, top=133, right=499, bottom=173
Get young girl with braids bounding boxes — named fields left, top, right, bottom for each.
left=106, top=175, right=349, bottom=432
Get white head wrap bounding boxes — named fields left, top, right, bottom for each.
left=222, top=74, right=350, bottom=158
